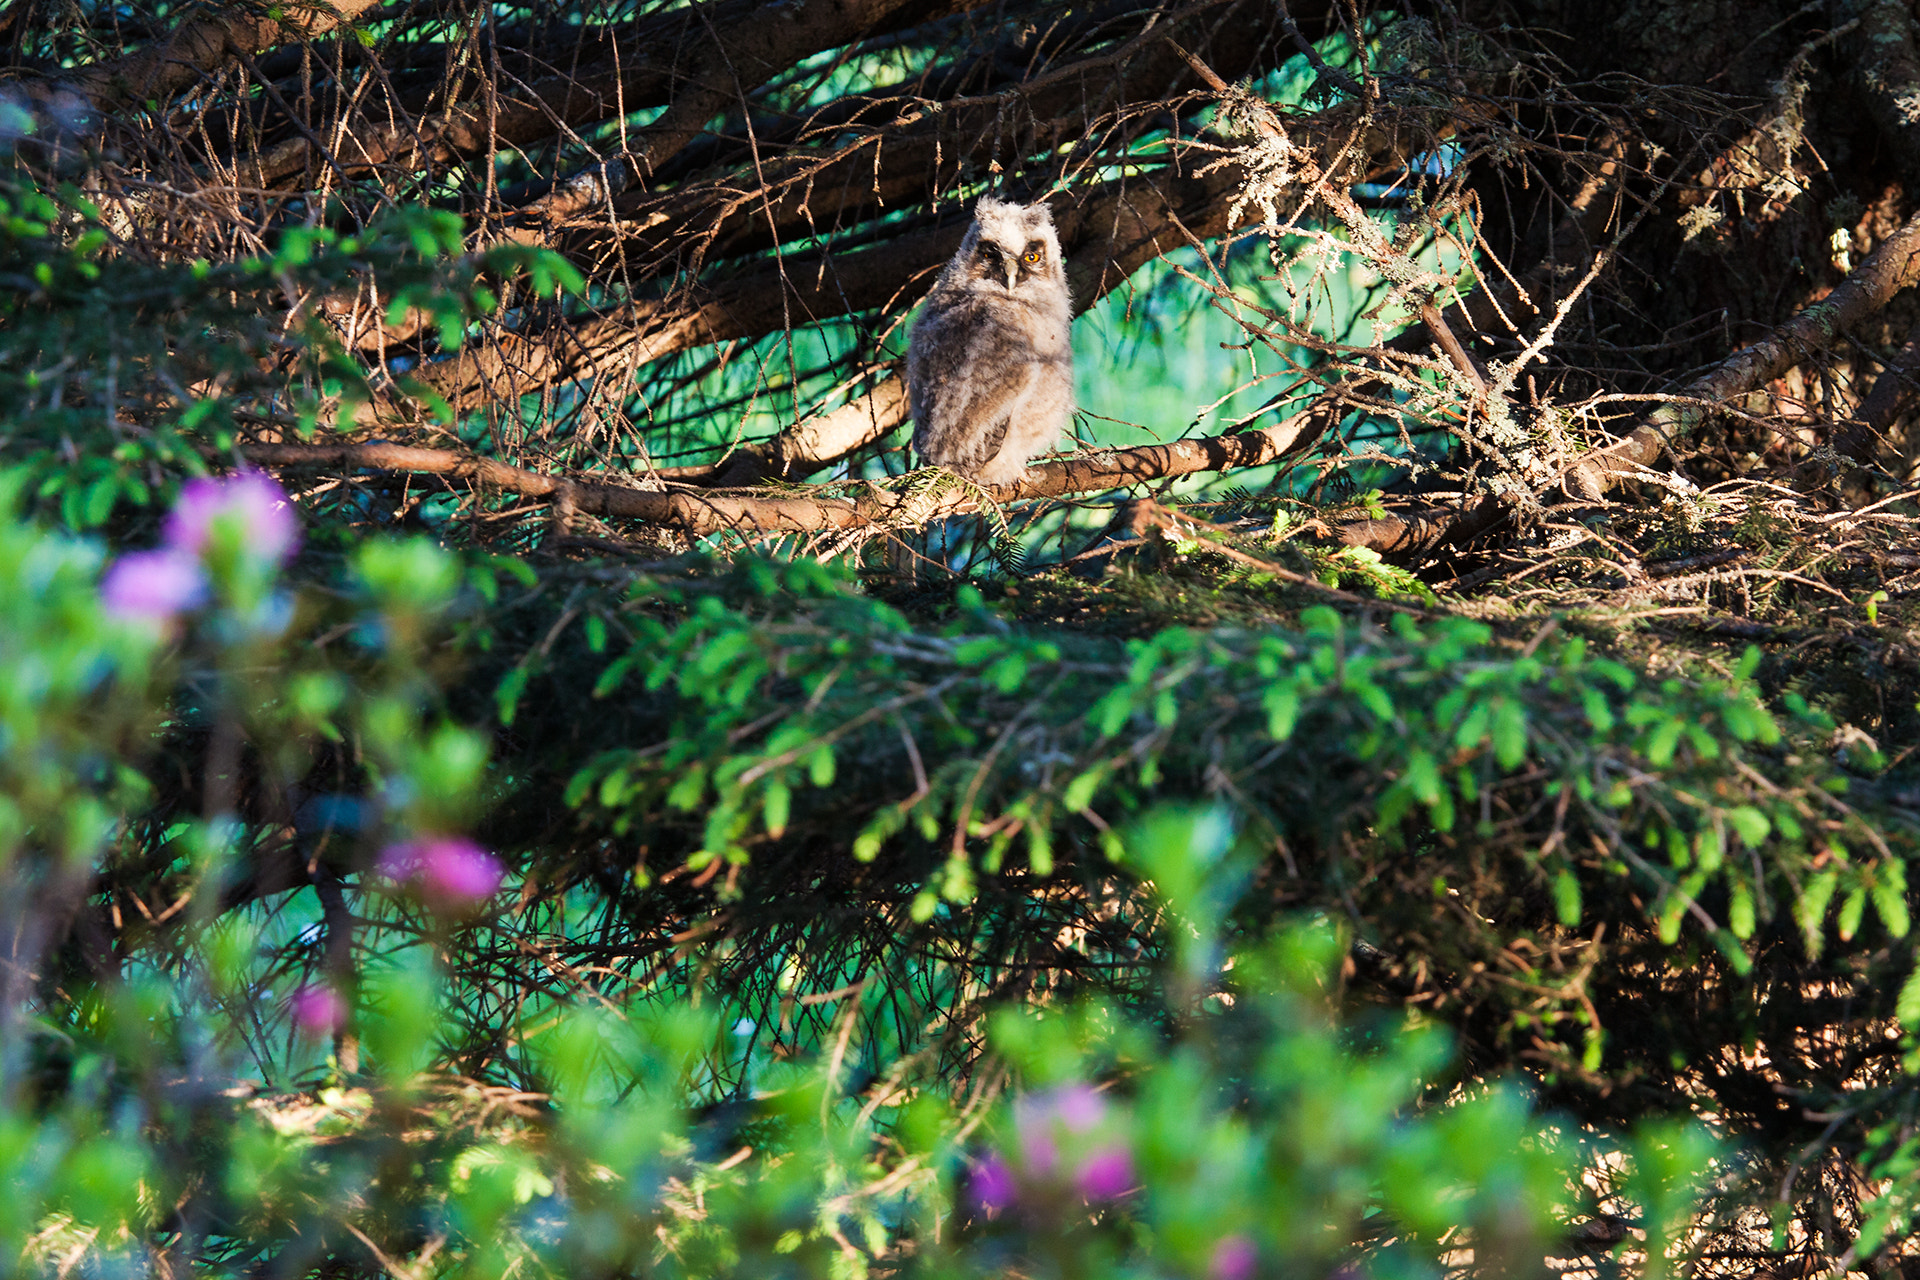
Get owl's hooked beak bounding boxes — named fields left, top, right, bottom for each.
left=1003, top=261, right=1018, bottom=293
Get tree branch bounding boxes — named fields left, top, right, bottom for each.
left=507, top=0, right=969, bottom=234
left=1835, top=316, right=1920, bottom=466
left=244, top=396, right=1335, bottom=540
left=704, top=372, right=913, bottom=486
left=1322, top=204, right=1920, bottom=563
left=400, top=93, right=1390, bottom=421
left=60, top=0, right=386, bottom=111
left=1564, top=204, right=1920, bottom=498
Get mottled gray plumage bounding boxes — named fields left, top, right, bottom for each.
left=907, top=196, right=1074, bottom=486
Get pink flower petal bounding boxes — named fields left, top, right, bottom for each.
left=969, top=1153, right=1018, bottom=1213
left=101, top=548, right=207, bottom=623
left=379, top=836, right=504, bottom=910
left=1047, top=1082, right=1106, bottom=1133
left=1209, top=1234, right=1258, bottom=1280
left=289, top=984, right=347, bottom=1036
left=165, top=470, right=300, bottom=564
left=1074, top=1144, right=1133, bottom=1200
left=1014, top=1083, right=1110, bottom=1174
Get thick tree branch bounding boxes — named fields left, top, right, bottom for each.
left=1843, top=0, right=1920, bottom=194
left=1565, top=205, right=1920, bottom=498
left=244, top=393, right=1340, bottom=540
left=402, top=95, right=1392, bottom=421
left=241, top=0, right=996, bottom=192
left=704, top=373, right=912, bottom=486
left=60, top=0, right=386, bottom=111
left=243, top=439, right=931, bottom=536
left=1319, top=204, right=1920, bottom=563
left=1836, top=316, right=1920, bottom=465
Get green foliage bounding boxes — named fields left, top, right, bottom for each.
left=0, top=586, right=1727, bottom=1280
left=0, top=472, right=159, bottom=868
left=563, top=567, right=1897, bottom=994
left=0, top=170, right=581, bottom=527
left=1, top=122, right=1918, bottom=1279
left=5, top=482, right=1904, bottom=1276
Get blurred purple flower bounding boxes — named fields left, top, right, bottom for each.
left=1047, top=1082, right=1105, bottom=1132
left=100, top=548, right=207, bottom=625
left=165, top=470, right=300, bottom=564
left=1209, top=1234, right=1258, bottom=1280
left=969, top=1153, right=1018, bottom=1214
left=1074, top=1144, right=1133, bottom=1200
left=378, top=836, right=504, bottom=909
left=1015, top=1082, right=1109, bottom=1176
left=1018, top=1127, right=1059, bottom=1177
left=289, top=983, right=347, bottom=1037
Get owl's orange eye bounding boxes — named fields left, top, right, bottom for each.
left=1022, top=250, right=1041, bottom=264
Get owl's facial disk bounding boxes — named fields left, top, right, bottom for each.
left=973, top=238, right=1047, bottom=292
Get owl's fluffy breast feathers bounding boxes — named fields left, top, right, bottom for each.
left=907, top=197, right=1074, bottom=487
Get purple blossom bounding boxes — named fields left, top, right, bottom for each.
left=969, top=1153, right=1018, bottom=1214
left=1018, top=1126, right=1059, bottom=1177
left=1209, top=1234, right=1258, bottom=1280
left=1046, top=1082, right=1106, bottom=1132
left=99, top=471, right=301, bottom=627
left=1074, top=1144, right=1133, bottom=1200
left=164, top=470, right=300, bottom=564
left=378, top=836, right=505, bottom=910
left=1015, top=1083, right=1110, bottom=1175
left=100, top=548, right=207, bottom=625
left=289, top=984, right=347, bottom=1036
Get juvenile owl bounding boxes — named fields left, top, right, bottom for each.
left=907, top=196, right=1074, bottom=486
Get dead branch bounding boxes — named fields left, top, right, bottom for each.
left=1565, top=205, right=1920, bottom=498
left=1307, top=205, right=1920, bottom=565
left=242, top=396, right=1339, bottom=540
left=1843, top=0, right=1920, bottom=193
left=1835, top=316, right=1920, bottom=466
left=59, top=0, right=387, bottom=111
left=241, top=440, right=881, bottom=535
left=396, top=101, right=1398, bottom=418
